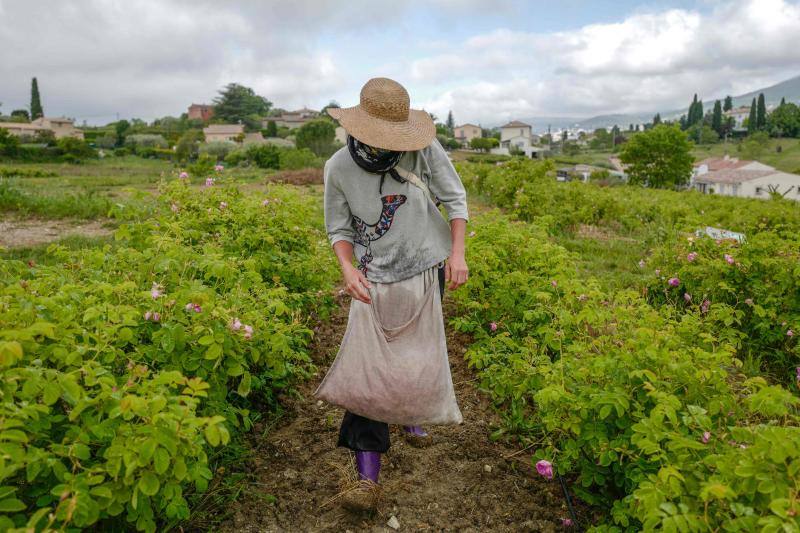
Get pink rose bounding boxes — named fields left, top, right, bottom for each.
left=151, top=282, right=163, bottom=299
left=205, top=177, right=215, bottom=187
left=684, top=293, right=692, bottom=303
left=724, top=254, right=734, bottom=265
left=702, top=431, right=711, bottom=444
left=219, top=201, right=228, bottom=210
left=788, top=329, right=795, bottom=337
left=489, top=322, right=498, bottom=332
left=701, top=299, right=711, bottom=314
left=668, top=277, right=680, bottom=287
left=230, top=318, right=242, bottom=331
left=243, top=324, right=254, bottom=340
left=179, top=171, right=189, bottom=179
left=535, top=459, right=554, bottom=480
left=687, top=252, right=698, bottom=262
left=214, top=164, right=224, bottom=172
left=262, top=199, right=270, bottom=206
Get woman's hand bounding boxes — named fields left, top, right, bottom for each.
left=342, top=263, right=372, bottom=304
left=445, top=253, right=469, bottom=290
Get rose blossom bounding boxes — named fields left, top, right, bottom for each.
left=490, top=322, right=498, bottom=332
left=788, top=329, right=795, bottom=337
left=536, top=460, right=554, bottom=480
left=179, top=171, right=189, bottom=179
left=687, top=252, right=698, bottom=262
left=230, top=318, right=242, bottom=331
left=668, top=277, right=680, bottom=287
left=551, top=280, right=557, bottom=288
left=243, top=324, right=254, bottom=340
left=701, top=299, right=711, bottom=314
left=262, top=199, right=270, bottom=206
left=702, top=431, right=711, bottom=444
left=561, top=518, right=573, bottom=527
left=151, top=282, right=163, bottom=299
left=205, top=177, right=215, bottom=187
left=724, top=254, right=735, bottom=265
left=219, top=201, right=228, bottom=210
left=684, top=293, right=692, bottom=303
left=214, top=164, right=224, bottom=172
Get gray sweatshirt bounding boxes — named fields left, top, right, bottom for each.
left=323, top=138, right=469, bottom=283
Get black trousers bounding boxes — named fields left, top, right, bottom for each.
left=337, top=264, right=446, bottom=453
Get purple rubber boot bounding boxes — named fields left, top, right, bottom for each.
left=403, top=425, right=428, bottom=437
left=355, top=451, right=381, bottom=483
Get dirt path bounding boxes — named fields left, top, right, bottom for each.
left=218, top=290, right=582, bottom=532
left=0, top=217, right=114, bottom=248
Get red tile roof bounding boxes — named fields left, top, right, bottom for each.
left=500, top=120, right=531, bottom=128
left=695, top=157, right=751, bottom=171
left=695, top=169, right=775, bottom=184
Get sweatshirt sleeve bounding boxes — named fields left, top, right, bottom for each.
left=323, top=159, right=355, bottom=247
left=425, top=138, right=469, bottom=222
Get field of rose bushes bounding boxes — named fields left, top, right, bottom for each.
left=0, top=173, right=338, bottom=531
left=453, top=159, right=800, bottom=530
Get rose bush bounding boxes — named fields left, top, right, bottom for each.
left=0, top=176, right=338, bottom=531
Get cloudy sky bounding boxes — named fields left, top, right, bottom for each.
left=1, top=0, right=799, bottom=126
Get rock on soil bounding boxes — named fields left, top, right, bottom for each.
left=214, top=290, right=590, bottom=532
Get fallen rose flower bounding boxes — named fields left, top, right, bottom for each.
left=490, top=322, right=498, bottom=332
left=469, top=230, right=476, bottom=237
left=535, top=459, right=554, bottom=479
left=668, top=277, right=680, bottom=287
left=702, top=431, right=711, bottom=443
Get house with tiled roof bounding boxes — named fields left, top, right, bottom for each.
left=692, top=156, right=800, bottom=200
left=0, top=116, right=84, bottom=140
left=262, top=108, right=320, bottom=130
left=492, top=120, right=547, bottom=159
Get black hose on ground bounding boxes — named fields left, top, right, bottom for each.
left=558, top=474, right=581, bottom=530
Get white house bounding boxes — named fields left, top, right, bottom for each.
left=0, top=116, right=84, bottom=140
left=692, top=156, right=800, bottom=200
left=723, top=106, right=751, bottom=128
left=490, top=120, right=548, bottom=158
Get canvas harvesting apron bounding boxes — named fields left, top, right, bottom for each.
left=314, top=265, right=463, bottom=426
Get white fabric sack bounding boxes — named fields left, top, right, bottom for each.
left=314, top=266, right=463, bottom=426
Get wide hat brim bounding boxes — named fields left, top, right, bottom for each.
left=329, top=105, right=435, bottom=152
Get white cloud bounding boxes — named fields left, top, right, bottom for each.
left=413, top=0, right=800, bottom=125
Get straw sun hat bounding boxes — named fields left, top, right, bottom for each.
left=328, top=77, right=436, bottom=152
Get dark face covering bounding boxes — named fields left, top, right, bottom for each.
left=347, top=135, right=407, bottom=194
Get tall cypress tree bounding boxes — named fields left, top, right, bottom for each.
left=747, top=97, right=757, bottom=134
left=723, top=95, right=733, bottom=112
left=780, top=97, right=786, bottom=107
left=756, top=93, right=767, bottom=129
left=653, top=112, right=662, bottom=125
left=695, top=99, right=704, bottom=126
left=712, top=100, right=722, bottom=134
left=30, top=77, right=43, bottom=120
left=688, top=94, right=699, bottom=127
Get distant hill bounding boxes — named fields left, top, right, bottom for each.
left=722, top=74, right=800, bottom=108
left=513, top=73, right=800, bottom=133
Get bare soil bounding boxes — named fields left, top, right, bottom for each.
left=216, top=290, right=588, bottom=532
left=0, top=217, right=114, bottom=248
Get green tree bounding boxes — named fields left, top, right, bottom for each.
left=264, top=120, right=278, bottom=137
left=321, top=100, right=340, bottom=118
left=114, top=119, right=130, bottom=147
left=619, top=124, right=694, bottom=189
left=780, top=97, right=786, bottom=107
left=653, top=113, right=662, bottom=126
left=446, top=111, right=455, bottom=134
left=174, top=129, right=203, bottom=161
left=30, top=77, right=43, bottom=119
left=295, top=118, right=336, bottom=156
left=723, top=95, right=733, bottom=112
left=756, top=93, right=767, bottom=129
left=10, top=109, right=29, bottom=121
left=747, top=98, right=757, bottom=134
left=470, top=137, right=498, bottom=152
left=767, top=102, right=800, bottom=137
left=212, top=83, right=271, bottom=123
left=688, top=124, right=720, bottom=145
left=712, top=100, right=723, bottom=134
left=0, top=127, right=21, bottom=157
